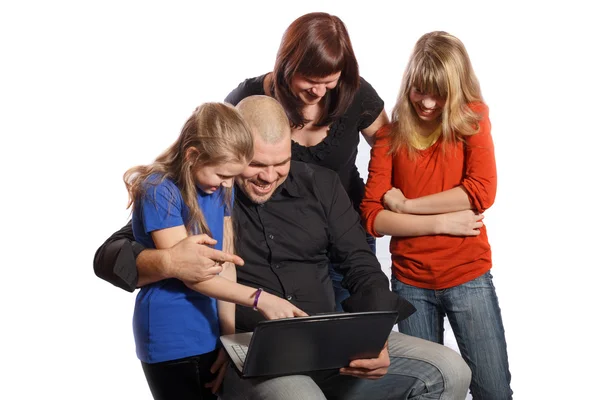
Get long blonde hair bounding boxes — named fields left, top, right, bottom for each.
left=389, top=31, right=483, bottom=155
left=124, top=102, right=254, bottom=235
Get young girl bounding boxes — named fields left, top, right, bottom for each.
left=361, top=32, right=512, bottom=399
left=124, top=102, right=305, bottom=400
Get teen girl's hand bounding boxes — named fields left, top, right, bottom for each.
left=256, top=292, right=308, bottom=320
left=438, top=210, right=484, bottom=236
left=383, top=188, right=408, bottom=213
left=205, top=348, right=229, bottom=394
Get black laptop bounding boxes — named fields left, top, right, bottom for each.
left=220, top=310, right=398, bottom=378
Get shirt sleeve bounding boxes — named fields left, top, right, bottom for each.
left=93, top=221, right=144, bottom=292
left=356, top=77, right=385, bottom=131
left=461, top=103, right=497, bottom=213
left=224, top=76, right=264, bottom=106
left=138, top=179, right=185, bottom=234
left=317, top=170, right=415, bottom=321
left=360, top=125, right=394, bottom=237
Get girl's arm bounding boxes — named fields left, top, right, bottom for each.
left=361, top=126, right=483, bottom=238
left=151, top=225, right=307, bottom=319
left=217, top=216, right=236, bottom=336
left=384, top=104, right=497, bottom=215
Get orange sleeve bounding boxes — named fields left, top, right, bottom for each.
left=461, top=103, right=497, bottom=213
left=360, top=124, right=394, bottom=237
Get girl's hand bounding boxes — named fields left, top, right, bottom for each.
left=205, top=348, right=228, bottom=394
left=384, top=188, right=407, bottom=213
left=256, top=292, right=308, bottom=320
left=439, top=210, right=484, bottom=236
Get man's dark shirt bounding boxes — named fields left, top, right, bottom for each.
left=93, top=161, right=415, bottom=332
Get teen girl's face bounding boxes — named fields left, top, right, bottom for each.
left=290, top=71, right=342, bottom=106
left=409, top=87, right=446, bottom=123
left=194, top=161, right=247, bottom=194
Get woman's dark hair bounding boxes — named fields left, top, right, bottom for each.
left=272, top=12, right=360, bottom=128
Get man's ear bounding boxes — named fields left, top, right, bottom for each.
left=185, top=147, right=199, bottom=165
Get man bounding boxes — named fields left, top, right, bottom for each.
left=94, top=96, right=471, bottom=399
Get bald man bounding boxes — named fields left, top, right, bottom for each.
left=94, top=95, right=471, bottom=400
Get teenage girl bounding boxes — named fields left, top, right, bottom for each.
left=361, top=32, right=512, bottom=399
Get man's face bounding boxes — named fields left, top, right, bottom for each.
left=236, top=134, right=291, bottom=204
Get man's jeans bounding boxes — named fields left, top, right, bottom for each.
left=392, top=271, right=513, bottom=400
left=220, top=330, right=471, bottom=400
left=329, top=235, right=377, bottom=311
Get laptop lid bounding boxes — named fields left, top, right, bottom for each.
left=220, top=310, right=397, bottom=378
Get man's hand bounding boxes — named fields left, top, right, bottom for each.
left=205, top=348, right=229, bottom=394
left=439, top=210, right=484, bottom=236
left=383, top=188, right=407, bottom=213
left=339, top=342, right=390, bottom=380
left=164, top=234, right=245, bottom=283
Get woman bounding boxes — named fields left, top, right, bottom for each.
left=225, top=12, right=388, bottom=310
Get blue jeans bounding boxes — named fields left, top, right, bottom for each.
left=221, top=330, right=471, bottom=400
left=391, top=271, right=513, bottom=400
left=329, top=235, right=376, bottom=311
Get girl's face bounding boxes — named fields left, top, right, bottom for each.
left=290, top=71, right=342, bottom=106
left=194, top=160, right=247, bottom=194
left=409, top=87, right=446, bottom=123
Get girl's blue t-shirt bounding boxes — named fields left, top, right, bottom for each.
left=131, top=175, right=231, bottom=364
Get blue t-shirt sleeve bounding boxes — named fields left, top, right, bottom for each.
left=139, top=179, right=185, bottom=234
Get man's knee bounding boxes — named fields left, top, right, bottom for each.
left=221, top=367, right=326, bottom=400
left=387, top=331, right=471, bottom=396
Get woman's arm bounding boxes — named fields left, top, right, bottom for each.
left=361, top=110, right=389, bottom=147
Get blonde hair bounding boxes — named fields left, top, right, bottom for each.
left=389, top=31, right=483, bottom=155
left=124, top=102, right=254, bottom=235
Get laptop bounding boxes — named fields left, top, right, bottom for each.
left=220, top=310, right=398, bottom=378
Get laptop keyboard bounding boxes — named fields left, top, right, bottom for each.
left=232, top=344, right=248, bottom=365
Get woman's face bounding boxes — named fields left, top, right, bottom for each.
left=409, top=87, right=446, bottom=123
left=290, top=71, right=342, bottom=106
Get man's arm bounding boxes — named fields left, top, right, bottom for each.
left=93, top=221, right=244, bottom=291
left=318, top=173, right=415, bottom=320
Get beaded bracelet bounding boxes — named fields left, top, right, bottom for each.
left=252, top=288, right=263, bottom=311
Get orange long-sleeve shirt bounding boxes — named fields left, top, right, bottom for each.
left=361, top=103, right=497, bottom=289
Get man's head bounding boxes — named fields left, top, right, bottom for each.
left=235, top=95, right=292, bottom=204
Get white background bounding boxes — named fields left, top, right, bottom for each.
left=1, top=1, right=598, bottom=399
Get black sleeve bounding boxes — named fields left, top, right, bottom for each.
left=317, top=171, right=415, bottom=321
left=224, top=75, right=266, bottom=106
left=356, top=77, right=385, bottom=131
left=93, top=221, right=145, bottom=292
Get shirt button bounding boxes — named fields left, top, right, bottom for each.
left=259, top=204, right=264, bottom=208
left=269, top=234, right=274, bottom=239
left=286, top=295, right=293, bottom=300
left=274, top=264, right=280, bottom=269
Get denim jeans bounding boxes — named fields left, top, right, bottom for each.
left=391, top=271, right=513, bottom=400
left=329, top=234, right=376, bottom=311
left=220, top=330, right=471, bottom=400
